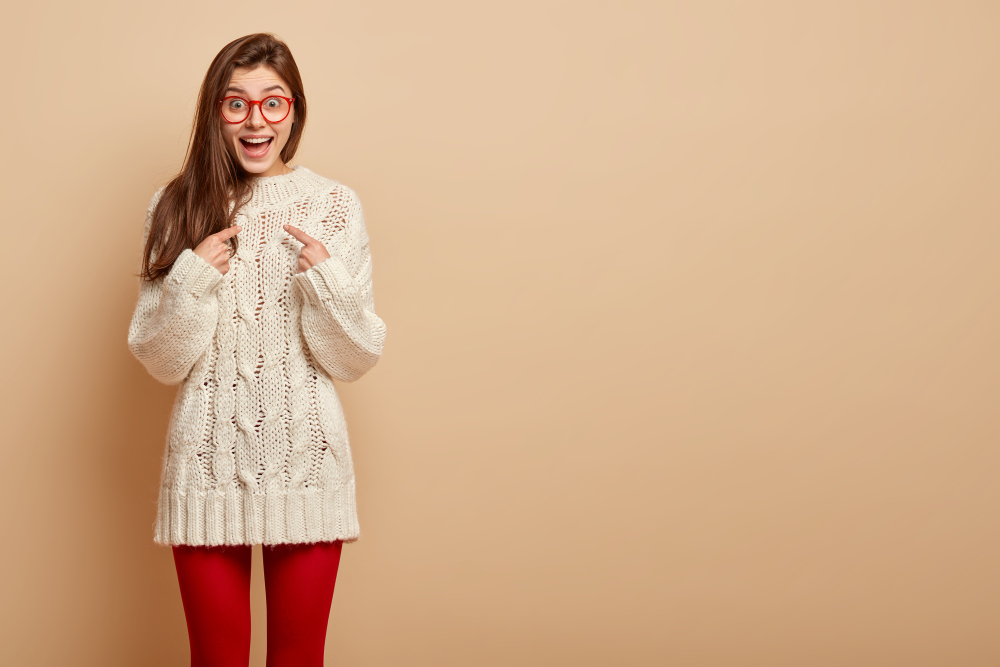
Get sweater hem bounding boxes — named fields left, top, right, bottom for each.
left=153, top=482, right=360, bottom=547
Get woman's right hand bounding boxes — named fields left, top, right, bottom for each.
left=193, top=225, right=242, bottom=275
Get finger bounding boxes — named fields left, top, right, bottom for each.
left=283, top=224, right=316, bottom=245
left=215, top=225, right=242, bottom=241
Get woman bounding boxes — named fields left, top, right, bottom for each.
left=127, top=33, right=387, bottom=666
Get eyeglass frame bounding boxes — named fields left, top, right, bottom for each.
left=218, top=95, right=296, bottom=124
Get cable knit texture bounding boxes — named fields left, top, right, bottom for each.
left=127, top=165, right=386, bottom=546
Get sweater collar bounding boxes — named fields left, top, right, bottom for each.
left=246, top=164, right=313, bottom=208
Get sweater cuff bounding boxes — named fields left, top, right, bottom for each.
left=294, top=254, right=352, bottom=307
left=168, top=248, right=224, bottom=299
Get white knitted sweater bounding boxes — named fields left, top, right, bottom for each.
left=127, top=165, right=386, bottom=547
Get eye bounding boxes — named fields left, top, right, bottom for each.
left=264, top=97, right=281, bottom=108
left=227, top=98, right=246, bottom=110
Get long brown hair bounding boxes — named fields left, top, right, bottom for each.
left=139, top=33, right=308, bottom=281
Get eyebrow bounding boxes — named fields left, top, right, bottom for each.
left=226, top=84, right=287, bottom=94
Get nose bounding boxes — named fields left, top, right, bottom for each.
left=246, top=102, right=267, bottom=128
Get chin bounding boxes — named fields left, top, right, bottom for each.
left=240, top=161, right=274, bottom=175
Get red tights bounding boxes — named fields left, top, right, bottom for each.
left=171, top=540, right=343, bottom=667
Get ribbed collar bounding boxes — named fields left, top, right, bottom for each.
left=245, top=164, right=321, bottom=209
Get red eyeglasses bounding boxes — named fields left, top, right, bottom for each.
left=218, top=95, right=295, bottom=124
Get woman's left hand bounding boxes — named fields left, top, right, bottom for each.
left=284, top=224, right=332, bottom=273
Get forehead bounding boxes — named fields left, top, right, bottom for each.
left=226, top=65, right=289, bottom=92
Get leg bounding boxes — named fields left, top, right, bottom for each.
left=172, top=544, right=253, bottom=667
left=262, top=540, right=344, bottom=667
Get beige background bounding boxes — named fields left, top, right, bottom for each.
left=2, top=1, right=998, bottom=665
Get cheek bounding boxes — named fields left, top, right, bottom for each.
left=280, top=114, right=294, bottom=144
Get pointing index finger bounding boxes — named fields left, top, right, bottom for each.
left=283, top=224, right=315, bottom=245
left=215, top=225, right=242, bottom=241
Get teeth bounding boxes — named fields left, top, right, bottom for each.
left=243, top=137, right=270, bottom=144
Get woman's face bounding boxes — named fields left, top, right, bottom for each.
left=220, top=65, right=296, bottom=177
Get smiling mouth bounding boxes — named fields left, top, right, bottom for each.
left=239, top=137, right=273, bottom=157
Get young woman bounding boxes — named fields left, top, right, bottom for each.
left=127, top=33, right=387, bottom=666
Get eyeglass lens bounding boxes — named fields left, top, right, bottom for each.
left=222, top=97, right=291, bottom=123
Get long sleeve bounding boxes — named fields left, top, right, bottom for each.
left=292, top=189, right=387, bottom=382
left=127, top=189, right=224, bottom=385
